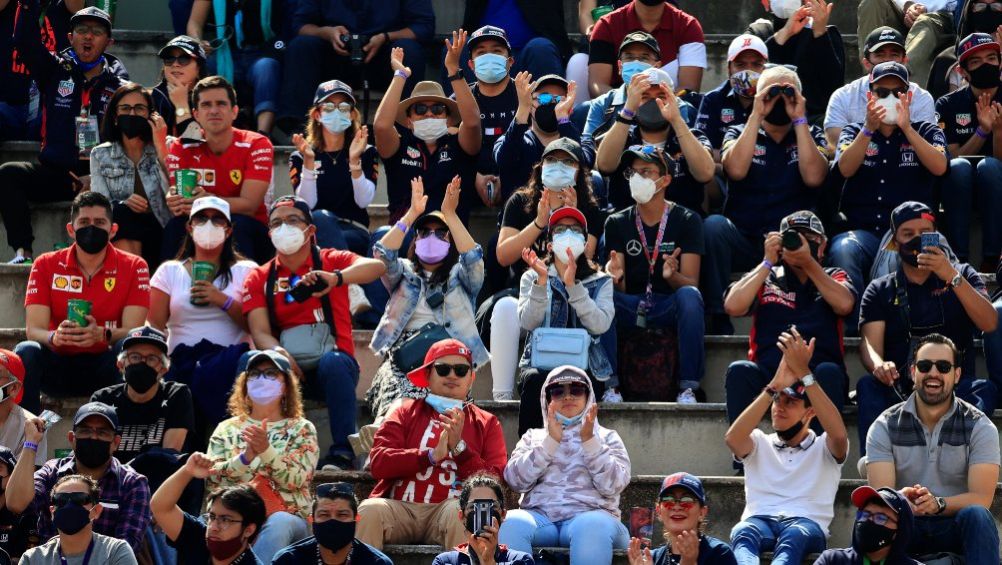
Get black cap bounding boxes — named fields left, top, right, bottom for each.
left=413, top=211, right=448, bottom=231
left=0, top=446, right=15, bottom=474
left=532, top=74, right=569, bottom=92
left=312, top=79, right=356, bottom=106
left=541, top=137, right=585, bottom=163
left=618, top=31, right=661, bottom=58
left=73, top=401, right=119, bottom=431
left=268, top=196, right=313, bottom=225
left=158, top=35, right=206, bottom=61
left=864, top=26, right=905, bottom=55
left=890, top=201, right=936, bottom=234
left=618, top=144, right=678, bottom=176
left=468, top=25, right=511, bottom=53
left=869, top=61, right=909, bottom=85
left=122, top=326, right=168, bottom=355
left=780, top=210, right=825, bottom=237
left=70, top=7, right=112, bottom=35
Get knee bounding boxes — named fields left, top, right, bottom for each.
left=674, top=286, right=704, bottom=311
left=318, top=352, right=359, bottom=382
left=498, top=509, right=536, bottom=537
left=522, top=37, right=559, bottom=55
left=725, top=361, right=761, bottom=387
left=491, top=296, right=518, bottom=324
left=393, top=39, right=423, bottom=59
left=287, top=35, right=326, bottom=56
left=855, top=374, right=884, bottom=397
left=703, top=214, right=731, bottom=240
left=956, top=505, right=994, bottom=527
left=251, top=57, right=280, bottom=75
left=569, top=511, right=619, bottom=537
left=14, top=340, right=41, bottom=362
left=358, top=499, right=393, bottom=526
left=730, top=520, right=763, bottom=545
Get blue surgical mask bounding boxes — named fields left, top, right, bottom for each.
left=473, top=53, right=508, bottom=84
left=621, top=61, right=652, bottom=85
left=541, top=162, right=577, bottom=189
left=556, top=410, right=585, bottom=428
left=425, top=393, right=464, bottom=414
left=320, top=109, right=352, bottom=133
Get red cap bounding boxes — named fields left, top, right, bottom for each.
left=0, top=349, right=26, bottom=405
left=548, top=207, right=588, bottom=231
left=406, top=338, right=474, bottom=387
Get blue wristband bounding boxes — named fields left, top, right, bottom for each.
left=976, top=127, right=991, bottom=139
left=23, top=441, right=38, bottom=452
left=395, top=220, right=409, bottom=234
left=427, top=449, right=436, bottom=466
left=239, top=452, right=250, bottom=466
left=861, top=127, right=874, bottom=137
left=557, top=117, right=571, bottom=125
left=792, top=117, right=808, bottom=127
left=762, top=260, right=774, bottom=271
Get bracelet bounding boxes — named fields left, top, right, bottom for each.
left=427, top=449, right=436, bottom=466
left=447, top=70, right=465, bottom=82
left=615, top=113, right=634, bottom=125
left=394, top=220, right=409, bottom=234
left=238, top=452, right=250, bottom=466
left=334, top=270, right=344, bottom=287
left=976, top=126, right=991, bottom=139
left=23, top=441, right=38, bottom=452
left=620, top=108, right=636, bottom=119
left=47, top=330, right=55, bottom=346
left=557, top=117, right=571, bottom=125
left=791, top=117, right=808, bottom=127
left=393, top=69, right=409, bottom=80
left=221, top=296, right=234, bottom=311
left=383, top=31, right=390, bottom=44
left=761, top=259, right=773, bottom=271
left=532, top=219, right=546, bottom=230
left=861, top=126, right=874, bottom=137
left=764, top=386, right=778, bottom=397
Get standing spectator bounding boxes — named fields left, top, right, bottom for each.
left=588, top=0, right=706, bottom=97
left=603, top=147, right=705, bottom=403
left=724, top=330, right=849, bottom=564
left=356, top=339, right=508, bottom=550
left=241, top=196, right=385, bottom=470
left=696, top=34, right=769, bottom=158
left=151, top=35, right=207, bottom=140
left=6, top=402, right=152, bottom=551
left=276, top=0, right=433, bottom=132
left=0, top=350, right=46, bottom=467
left=813, top=485, right=921, bottom=565
left=163, top=75, right=274, bottom=264
left=704, top=65, right=829, bottom=334
left=499, top=366, right=631, bottom=563
left=16, top=191, right=150, bottom=414
left=0, top=3, right=127, bottom=264
left=857, top=0, right=957, bottom=86
left=865, top=333, right=1000, bottom=563
left=0, top=446, right=36, bottom=560
left=855, top=202, right=998, bottom=453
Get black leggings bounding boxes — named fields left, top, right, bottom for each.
left=0, top=160, right=81, bottom=252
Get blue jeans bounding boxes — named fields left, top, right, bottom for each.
left=498, top=509, right=629, bottom=563
left=827, top=229, right=881, bottom=335
left=0, top=100, right=40, bottom=141
left=908, top=508, right=1000, bottom=563
left=940, top=156, right=1002, bottom=261
left=702, top=215, right=761, bottom=315
left=252, top=511, right=309, bottom=563
left=983, top=298, right=1002, bottom=402
left=207, top=49, right=281, bottom=116
left=15, top=339, right=124, bottom=415
left=146, top=525, right=177, bottom=565
left=441, top=37, right=564, bottom=96
left=613, top=287, right=705, bottom=390
left=730, top=515, right=826, bottom=565
left=725, top=361, right=846, bottom=434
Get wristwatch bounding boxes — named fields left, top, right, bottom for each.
left=175, top=107, right=189, bottom=118
left=948, top=271, right=963, bottom=289
left=447, top=70, right=465, bottom=82
left=935, top=496, right=947, bottom=514
left=450, top=439, right=467, bottom=458
left=801, top=373, right=816, bottom=387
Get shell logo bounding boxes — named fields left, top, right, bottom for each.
left=54, top=277, right=68, bottom=289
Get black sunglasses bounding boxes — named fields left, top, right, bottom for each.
left=416, top=227, right=449, bottom=239
left=872, top=87, right=907, bottom=99
left=411, top=103, right=448, bottom=117
left=162, top=54, right=194, bottom=66
left=914, top=359, right=955, bottom=374
left=433, top=363, right=471, bottom=377
left=52, top=491, right=94, bottom=507
left=546, top=383, right=589, bottom=399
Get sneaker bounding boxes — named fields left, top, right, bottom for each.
left=492, top=391, right=514, bottom=401
left=8, top=253, right=31, bottom=265
left=348, top=284, right=371, bottom=315
left=319, top=454, right=355, bottom=471
left=676, top=388, right=698, bottom=404
left=601, top=388, right=623, bottom=403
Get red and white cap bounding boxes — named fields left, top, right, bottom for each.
left=406, top=338, right=474, bottom=387
left=548, top=206, right=588, bottom=231
left=727, top=34, right=769, bottom=62
left=0, top=349, right=24, bottom=405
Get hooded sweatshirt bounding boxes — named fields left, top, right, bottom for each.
left=813, top=489, right=921, bottom=565
left=503, top=372, right=632, bottom=522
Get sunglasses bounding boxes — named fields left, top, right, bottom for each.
left=319, top=102, right=353, bottom=113
left=857, top=510, right=895, bottom=526
left=162, top=54, right=194, bottom=66
left=52, top=491, right=94, bottom=507
left=411, top=103, right=448, bottom=117
left=546, top=383, right=588, bottom=399
left=535, top=93, right=563, bottom=105
left=416, top=227, right=449, bottom=239
left=433, top=363, right=471, bottom=377
left=872, top=87, right=907, bottom=99
left=658, top=495, right=697, bottom=509
left=191, top=214, right=229, bottom=227
left=914, top=359, right=955, bottom=374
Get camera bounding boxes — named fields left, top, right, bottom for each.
left=341, top=34, right=368, bottom=65
left=289, top=277, right=329, bottom=303
left=466, top=500, right=496, bottom=536
left=767, top=84, right=796, bottom=100
left=781, top=230, right=803, bottom=250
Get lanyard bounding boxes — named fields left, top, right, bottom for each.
left=80, top=87, right=91, bottom=116
left=59, top=538, right=94, bottom=565
left=634, top=203, right=670, bottom=306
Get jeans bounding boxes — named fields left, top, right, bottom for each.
left=252, top=511, right=309, bottom=563
left=827, top=229, right=881, bottom=335
left=908, top=508, right=1000, bottom=563
left=161, top=214, right=273, bottom=264
left=0, top=100, right=40, bottom=141
left=730, top=515, right=826, bottom=565
left=15, top=340, right=124, bottom=415
left=983, top=298, right=1002, bottom=402
left=0, top=160, right=80, bottom=252
left=940, top=157, right=1002, bottom=262
left=498, top=509, right=630, bottom=564
left=207, top=49, right=281, bottom=116
left=440, top=37, right=564, bottom=96
left=146, top=525, right=177, bottom=565
left=167, top=0, right=194, bottom=35
left=702, top=215, right=762, bottom=315
left=613, top=287, right=705, bottom=390
left=725, top=361, right=846, bottom=435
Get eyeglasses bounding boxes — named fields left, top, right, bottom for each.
left=411, top=103, right=448, bottom=117
left=52, top=492, right=95, bottom=508
left=248, top=368, right=283, bottom=380
left=117, top=104, right=149, bottom=116
left=268, top=216, right=308, bottom=230
left=124, top=352, right=163, bottom=368
left=191, top=214, right=230, bottom=227
left=623, top=168, right=662, bottom=180
left=658, top=495, right=697, bottom=510
left=162, top=54, right=194, bottom=66
left=416, top=227, right=449, bottom=240
left=73, top=24, right=108, bottom=37
left=542, top=156, right=577, bottom=168
left=432, top=363, right=471, bottom=377
left=872, top=87, right=908, bottom=99
left=546, top=383, right=588, bottom=399
left=621, top=54, right=656, bottom=64
left=74, top=426, right=116, bottom=441
left=972, top=1, right=1002, bottom=11
left=319, top=102, right=353, bottom=113
left=534, top=93, right=562, bottom=105
left=201, top=512, right=244, bottom=528
left=857, top=510, right=895, bottom=526
left=914, top=359, right=955, bottom=374
left=551, top=225, right=585, bottom=236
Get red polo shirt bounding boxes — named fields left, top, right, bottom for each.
left=24, top=244, right=151, bottom=354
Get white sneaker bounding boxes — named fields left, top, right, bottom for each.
left=348, top=284, right=371, bottom=315
left=492, top=391, right=514, bottom=401
left=676, top=388, right=698, bottom=404
left=602, top=388, right=623, bottom=403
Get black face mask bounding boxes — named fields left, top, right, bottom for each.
left=637, top=99, right=669, bottom=131
left=533, top=103, right=559, bottom=134
left=967, top=63, right=1001, bottom=89
left=638, top=0, right=664, bottom=5
left=117, top=114, right=151, bottom=140
left=765, top=102, right=792, bottom=126
left=970, top=11, right=1002, bottom=34
left=74, top=438, right=112, bottom=469
left=53, top=502, right=91, bottom=535
left=124, top=363, right=159, bottom=394
left=854, top=519, right=897, bottom=554
left=313, top=518, right=355, bottom=551
left=74, top=225, right=109, bottom=254
left=898, top=235, right=922, bottom=267
left=776, top=419, right=804, bottom=442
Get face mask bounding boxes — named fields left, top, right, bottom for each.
left=53, top=502, right=91, bottom=535
left=968, top=63, right=1001, bottom=89
left=74, top=225, right=109, bottom=254
left=206, top=535, right=246, bottom=561
left=68, top=49, right=104, bottom=72
left=854, top=518, right=897, bottom=554
left=629, top=174, right=660, bottom=204
left=971, top=11, right=1002, bottom=34
left=875, top=95, right=899, bottom=125
left=769, top=0, right=801, bottom=19
left=541, top=162, right=577, bottom=189
left=74, top=438, right=112, bottom=469
left=117, top=114, right=151, bottom=140
left=124, top=363, right=158, bottom=394
left=320, top=109, right=352, bottom=134
left=730, top=70, right=761, bottom=98
left=621, top=61, right=652, bottom=85
left=473, top=53, right=508, bottom=84
left=533, top=103, right=559, bottom=134
left=638, top=0, right=664, bottom=6
left=637, top=99, right=669, bottom=131
left=247, top=377, right=283, bottom=405
left=192, top=223, right=226, bottom=249
left=775, top=419, right=804, bottom=442
left=552, top=231, right=586, bottom=263
left=415, top=233, right=451, bottom=264
left=556, top=409, right=586, bottom=428
left=765, top=102, right=792, bottom=126
left=425, top=393, right=464, bottom=414
left=898, top=235, right=922, bottom=267
left=314, top=518, right=356, bottom=551
left=270, top=223, right=307, bottom=255
left=412, top=118, right=449, bottom=141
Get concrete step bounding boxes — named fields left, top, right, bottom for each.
left=375, top=545, right=813, bottom=565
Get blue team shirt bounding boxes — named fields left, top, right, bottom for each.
left=695, top=79, right=751, bottom=150
left=935, top=85, right=1002, bottom=156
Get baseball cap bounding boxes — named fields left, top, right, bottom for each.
left=618, top=31, right=661, bottom=58
left=541, top=137, right=585, bottom=164
left=0, top=349, right=25, bottom=405
left=619, top=144, right=678, bottom=176
left=890, top=201, right=936, bottom=234
left=268, top=196, right=313, bottom=225
left=851, top=486, right=900, bottom=516
left=468, top=25, right=512, bottom=53
left=190, top=196, right=231, bottom=221
left=957, top=32, right=1000, bottom=63
left=544, top=365, right=590, bottom=388
left=548, top=206, right=588, bottom=231
left=407, top=339, right=474, bottom=387
left=776, top=381, right=808, bottom=401
left=158, top=35, right=206, bottom=61
left=864, top=26, right=905, bottom=55
left=312, top=79, right=356, bottom=106
left=727, top=34, right=769, bottom=63
left=532, top=74, right=570, bottom=93
left=73, top=402, right=119, bottom=431
left=0, top=446, right=15, bottom=474
left=659, top=472, right=706, bottom=505
left=412, top=211, right=448, bottom=231
left=70, top=7, right=112, bottom=35
left=780, top=210, right=825, bottom=237
left=122, top=326, right=169, bottom=355
left=640, top=67, right=674, bottom=90
left=246, top=350, right=293, bottom=375
left=869, top=61, right=909, bottom=85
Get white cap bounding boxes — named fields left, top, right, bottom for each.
left=727, top=34, right=769, bottom=62
left=641, top=67, right=674, bottom=90
left=190, top=196, right=231, bottom=220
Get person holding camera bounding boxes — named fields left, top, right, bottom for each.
left=722, top=211, right=854, bottom=436
left=855, top=201, right=998, bottom=455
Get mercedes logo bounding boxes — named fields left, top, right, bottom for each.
left=626, top=240, right=643, bottom=256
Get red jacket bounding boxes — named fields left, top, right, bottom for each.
left=369, top=399, right=507, bottom=504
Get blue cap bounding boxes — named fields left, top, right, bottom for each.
left=468, top=25, right=511, bottom=52
left=312, top=79, right=355, bottom=107
left=659, top=472, right=705, bottom=505
left=869, top=61, right=909, bottom=85
left=73, top=402, right=119, bottom=431
left=268, top=196, right=313, bottom=225
left=890, top=201, right=936, bottom=234
left=246, top=350, right=292, bottom=375
left=122, top=326, right=168, bottom=354
left=957, top=32, right=1000, bottom=63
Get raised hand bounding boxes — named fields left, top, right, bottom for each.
left=864, top=95, right=886, bottom=131
left=241, top=419, right=269, bottom=461
left=441, top=175, right=461, bottom=218
left=562, top=248, right=578, bottom=287
left=184, top=452, right=218, bottom=479
left=444, top=29, right=468, bottom=76
left=390, top=46, right=411, bottom=77
left=292, top=133, right=315, bottom=161
left=579, top=404, right=598, bottom=442
left=624, top=73, right=652, bottom=113
left=554, top=80, right=577, bottom=120
left=627, top=537, right=654, bottom=565
left=763, top=231, right=782, bottom=265
left=894, top=91, right=912, bottom=131
left=406, top=177, right=429, bottom=221
left=777, top=327, right=815, bottom=380
left=661, top=247, right=682, bottom=281
left=546, top=402, right=563, bottom=443
left=605, top=250, right=625, bottom=284
left=349, top=125, right=368, bottom=163
left=522, top=248, right=548, bottom=281
left=441, top=407, right=466, bottom=451
left=514, top=71, right=535, bottom=113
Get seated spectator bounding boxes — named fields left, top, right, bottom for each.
left=6, top=402, right=151, bottom=551
left=206, top=350, right=319, bottom=562
left=603, top=147, right=705, bottom=402
left=696, top=34, right=769, bottom=159
left=825, top=27, right=937, bottom=148
left=594, top=67, right=713, bottom=213
left=855, top=202, right=998, bottom=453
left=0, top=446, right=35, bottom=561
left=374, top=41, right=481, bottom=225
left=857, top=0, right=956, bottom=86
left=499, top=366, right=631, bottom=562
left=813, top=485, right=921, bottom=565
left=241, top=196, right=385, bottom=470
left=927, top=0, right=1002, bottom=98
left=865, top=333, right=1000, bottom=563
left=163, top=75, right=274, bottom=264
left=588, top=0, right=706, bottom=97
left=0, top=3, right=127, bottom=264
left=17, top=191, right=150, bottom=414
left=568, top=0, right=634, bottom=93
left=18, top=474, right=137, bottom=564
left=148, top=196, right=256, bottom=435
left=626, top=473, right=737, bottom=565
left=723, top=211, right=853, bottom=434
left=517, top=207, right=614, bottom=432
left=151, top=35, right=207, bottom=140
left=0, top=350, right=46, bottom=467
left=274, top=482, right=391, bottom=564
left=357, top=338, right=507, bottom=550
left=724, top=330, right=848, bottom=564
left=432, top=473, right=533, bottom=565
left=828, top=62, right=948, bottom=331
left=91, top=83, right=171, bottom=266
left=936, top=33, right=1002, bottom=268
left=276, top=0, right=433, bottom=133
left=705, top=65, right=829, bottom=335
left=151, top=452, right=266, bottom=565
left=367, top=178, right=487, bottom=420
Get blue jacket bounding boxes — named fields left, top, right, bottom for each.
left=90, top=141, right=172, bottom=227
left=813, top=489, right=921, bottom=565
left=292, top=0, right=434, bottom=41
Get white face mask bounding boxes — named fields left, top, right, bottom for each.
left=247, top=377, right=283, bottom=405
left=191, top=223, right=226, bottom=249
left=270, top=223, right=307, bottom=255
left=412, top=118, right=449, bottom=141
left=770, top=0, right=801, bottom=19
left=629, top=175, right=659, bottom=205
left=551, top=231, right=586, bottom=263
left=875, top=95, right=899, bottom=125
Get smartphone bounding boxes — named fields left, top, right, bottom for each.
left=486, top=181, right=495, bottom=204
left=425, top=289, right=445, bottom=309
left=38, top=410, right=61, bottom=429
left=468, top=499, right=495, bottom=536
left=290, top=278, right=328, bottom=303
left=920, top=232, right=940, bottom=251
left=629, top=506, right=653, bottom=547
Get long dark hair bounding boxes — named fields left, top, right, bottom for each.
left=518, top=160, right=599, bottom=216
left=100, top=82, right=154, bottom=144
left=173, top=221, right=246, bottom=288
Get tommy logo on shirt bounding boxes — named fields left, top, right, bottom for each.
left=52, top=274, right=83, bottom=293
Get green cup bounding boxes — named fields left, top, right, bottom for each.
left=591, top=4, right=613, bottom=21
left=67, top=299, right=91, bottom=327
left=175, top=169, right=198, bottom=198
left=190, top=261, right=216, bottom=305
left=95, top=0, right=116, bottom=23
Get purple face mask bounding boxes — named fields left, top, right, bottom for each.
left=416, top=234, right=450, bottom=264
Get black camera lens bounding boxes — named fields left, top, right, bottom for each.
left=781, top=230, right=802, bottom=250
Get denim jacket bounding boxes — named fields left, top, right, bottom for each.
left=369, top=241, right=489, bottom=367
left=90, top=141, right=172, bottom=227
left=517, top=267, right=614, bottom=378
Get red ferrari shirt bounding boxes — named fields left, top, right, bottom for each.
left=165, top=128, right=274, bottom=224
left=241, top=249, right=359, bottom=356
left=24, top=244, right=151, bottom=354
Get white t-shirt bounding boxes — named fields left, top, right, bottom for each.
left=150, top=259, right=257, bottom=352
left=823, top=76, right=937, bottom=132
left=739, top=428, right=844, bottom=535
left=0, top=404, right=47, bottom=465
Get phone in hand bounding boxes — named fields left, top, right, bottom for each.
left=920, top=232, right=940, bottom=252
left=290, top=278, right=328, bottom=302
left=466, top=499, right=496, bottom=537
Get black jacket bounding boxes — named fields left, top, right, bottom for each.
left=766, top=26, right=845, bottom=120
left=813, top=489, right=923, bottom=565
left=462, top=0, right=571, bottom=60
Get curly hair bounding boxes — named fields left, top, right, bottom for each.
left=226, top=361, right=304, bottom=419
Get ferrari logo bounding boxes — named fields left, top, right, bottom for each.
left=230, top=169, right=242, bottom=185
left=104, top=277, right=116, bottom=292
